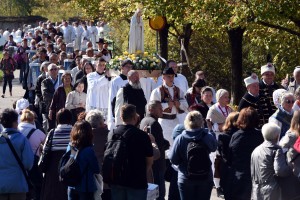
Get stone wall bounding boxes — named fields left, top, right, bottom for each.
left=0, top=16, right=47, bottom=31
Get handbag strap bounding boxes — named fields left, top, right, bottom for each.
left=26, top=128, right=36, bottom=140
left=0, top=132, right=31, bottom=185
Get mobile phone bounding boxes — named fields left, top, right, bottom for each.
left=146, top=126, right=151, bottom=134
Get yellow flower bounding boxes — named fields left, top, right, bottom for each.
left=123, top=51, right=129, bottom=55
left=144, top=52, right=148, bottom=56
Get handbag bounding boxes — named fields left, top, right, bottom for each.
left=94, top=173, right=103, bottom=200
left=0, top=132, right=33, bottom=189
left=38, top=129, right=55, bottom=173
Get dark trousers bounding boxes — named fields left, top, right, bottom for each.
left=2, top=77, right=13, bottom=94
left=68, top=188, right=94, bottom=200
left=178, top=181, right=213, bottom=200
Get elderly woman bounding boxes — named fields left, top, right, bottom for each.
left=206, top=88, right=232, bottom=196
left=169, top=111, right=217, bottom=200
left=85, top=110, right=109, bottom=199
left=0, top=109, right=34, bottom=200
left=251, top=123, right=291, bottom=200
left=269, top=92, right=294, bottom=139
left=18, top=109, right=46, bottom=200
left=227, top=107, right=264, bottom=200
left=41, top=108, right=73, bottom=200
left=49, top=72, right=73, bottom=125
left=279, top=110, right=300, bottom=199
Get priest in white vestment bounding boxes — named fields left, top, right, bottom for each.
left=86, top=58, right=111, bottom=120
left=73, top=22, right=84, bottom=50
left=128, top=9, right=144, bottom=53
left=107, top=60, right=133, bottom=130
left=62, top=21, right=76, bottom=44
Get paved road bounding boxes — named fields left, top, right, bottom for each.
left=0, top=70, right=25, bottom=112
left=0, top=70, right=221, bottom=199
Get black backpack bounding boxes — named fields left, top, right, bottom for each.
left=185, top=132, right=211, bottom=180
left=58, top=147, right=82, bottom=187
left=102, top=128, right=133, bottom=185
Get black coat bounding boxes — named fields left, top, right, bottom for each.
left=227, top=128, right=264, bottom=200
left=238, top=92, right=273, bottom=128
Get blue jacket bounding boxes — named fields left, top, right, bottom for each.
left=169, top=128, right=217, bottom=183
left=0, top=128, right=34, bottom=193
left=67, top=145, right=100, bottom=192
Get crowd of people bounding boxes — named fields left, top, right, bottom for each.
left=0, top=20, right=300, bottom=200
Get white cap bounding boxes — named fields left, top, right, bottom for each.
left=216, top=89, right=228, bottom=102
left=261, top=63, right=275, bottom=75
left=15, top=98, right=29, bottom=114
left=244, top=73, right=259, bottom=87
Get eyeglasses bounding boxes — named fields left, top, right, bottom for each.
left=285, top=100, right=295, bottom=104
left=50, top=68, right=58, bottom=71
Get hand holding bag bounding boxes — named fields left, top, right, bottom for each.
left=38, top=129, right=55, bottom=173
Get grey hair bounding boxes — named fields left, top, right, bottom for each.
left=147, top=100, right=161, bottom=111
left=280, top=92, right=294, bottom=106
left=184, top=111, right=204, bottom=130
left=127, top=70, right=138, bottom=78
left=85, top=110, right=104, bottom=129
left=261, top=123, right=280, bottom=142
left=47, top=63, right=57, bottom=71
left=295, top=87, right=300, bottom=98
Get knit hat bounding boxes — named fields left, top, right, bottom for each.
left=15, top=98, right=29, bottom=114
left=244, top=73, right=259, bottom=87
left=272, top=89, right=286, bottom=108
left=216, top=89, right=228, bottom=102
left=261, top=63, right=275, bottom=75
left=293, top=66, right=300, bottom=77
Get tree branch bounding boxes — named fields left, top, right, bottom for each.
left=169, top=24, right=181, bottom=36
left=168, top=30, right=177, bottom=37
left=257, top=20, right=300, bottom=37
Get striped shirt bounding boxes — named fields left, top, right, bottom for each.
left=51, top=124, right=72, bottom=151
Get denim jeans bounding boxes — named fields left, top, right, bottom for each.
left=178, top=180, right=213, bottom=200
left=68, top=188, right=94, bottom=200
left=111, top=185, right=147, bottom=200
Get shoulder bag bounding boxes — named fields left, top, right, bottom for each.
left=38, top=129, right=55, bottom=173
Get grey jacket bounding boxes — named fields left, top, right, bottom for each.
left=251, top=141, right=291, bottom=200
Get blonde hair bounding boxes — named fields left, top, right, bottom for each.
left=222, top=112, right=239, bottom=132
left=184, top=111, right=203, bottom=130
left=20, top=109, right=35, bottom=123
left=290, top=111, right=300, bottom=137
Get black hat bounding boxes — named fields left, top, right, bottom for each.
left=96, top=38, right=105, bottom=44
left=121, top=59, right=133, bottom=67
left=192, top=79, right=206, bottom=88
left=163, top=67, right=175, bottom=75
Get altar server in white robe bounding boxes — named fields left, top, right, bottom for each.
left=86, top=58, right=111, bottom=119
left=150, top=67, right=188, bottom=147
left=87, top=21, right=98, bottom=50
left=140, top=76, right=156, bottom=102
left=73, top=22, right=84, bottom=51
left=107, top=59, right=133, bottom=130
left=61, top=21, right=76, bottom=44
left=155, top=60, right=189, bottom=94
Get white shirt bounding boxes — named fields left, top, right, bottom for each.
left=139, top=77, right=156, bottom=102
left=86, top=72, right=110, bottom=111
left=155, top=73, right=189, bottom=95
left=107, top=75, right=128, bottom=129
left=65, top=91, right=87, bottom=110
left=62, top=25, right=76, bottom=44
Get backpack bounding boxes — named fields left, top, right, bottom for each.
left=102, top=128, right=133, bottom=185
left=185, top=132, right=211, bottom=180
left=58, top=147, right=82, bottom=187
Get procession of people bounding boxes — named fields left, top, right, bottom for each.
left=0, top=18, right=300, bottom=200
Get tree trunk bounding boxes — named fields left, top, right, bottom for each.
left=228, top=27, right=245, bottom=105
left=179, top=23, right=193, bottom=79
left=159, top=18, right=169, bottom=68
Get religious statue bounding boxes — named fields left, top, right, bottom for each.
left=129, top=7, right=144, bottom=54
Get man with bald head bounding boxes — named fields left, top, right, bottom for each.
left=114, top=70, right=147, bottom=126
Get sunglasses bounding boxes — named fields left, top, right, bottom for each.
left=50, top=68, right=58, bottom=71
left=285, top=100, right=295, bottom=104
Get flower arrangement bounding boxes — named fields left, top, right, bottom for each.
left=107, top=50, right=161, bottom=71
